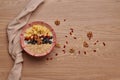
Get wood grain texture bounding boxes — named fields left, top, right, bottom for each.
left=0, top=0, right=120, bottom=80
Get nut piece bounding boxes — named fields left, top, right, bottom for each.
left=69, top=48, right=75, bottom=53
left=87, top=31, right=93, bottom=40
left=83, top=41, right=89, bottom=48
left=55, top=20, right=60, bottom=26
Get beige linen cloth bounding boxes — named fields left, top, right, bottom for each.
left=7, top=0, right=44, bottom=80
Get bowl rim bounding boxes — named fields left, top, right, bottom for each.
left=20, top=21, right=56, bottom=57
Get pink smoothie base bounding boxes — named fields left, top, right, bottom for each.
left=20, top=21, right=56, bottom=57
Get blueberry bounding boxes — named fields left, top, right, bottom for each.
left=44, top=39, right=48, bottom=43
left=29, top=39, right=37, bottom=44
left=46, top=38, right=49, bottom=41
left=42, top=37, right=49, bottom=44
left=27, top=41, right=31, bottom=44
left=49, top=41, right=52, bottom=44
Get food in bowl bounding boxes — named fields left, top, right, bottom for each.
left=20, top=21, right=56, bottom=57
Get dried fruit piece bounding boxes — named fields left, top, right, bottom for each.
left=25, top=37, right=30, bottom=41
left=55, top=20, right=60, bottom=26
left=83, top=41, right=89, bottom=48
left=69, top=48, right=75, bottom=53
left=87, top=31, right=93, bottom=40
left=55, top=43, right=61, bottom=48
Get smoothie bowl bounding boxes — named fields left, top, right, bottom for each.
left=20, top=21, right=56, bottom=57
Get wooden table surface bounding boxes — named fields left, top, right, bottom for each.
left=0, top=0, right=120, bottom=80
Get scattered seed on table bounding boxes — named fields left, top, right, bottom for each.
left=78, top=51, right=81, bottom=54
left=62, top=50, right=66, bottom=54
left=84, top=51, right=86, bottom=55
left=70, top=32, right=72, bottom=35
left=96, top=40, right=99, bottom=42
left=65, top=35, right=68, bottom=38
left=103, top=42, right=106, bottom=46
left=55, top=20, right=60, bottom=26
left=63, top=45, right=66, bottom=48
left=46, top=58, right=49, bottom=60
left=50, top=57, right=53, bottom=60
left=70, top=28, right=73, bottom=31
left=73, top=37, right=77, bottom=39
left=93, top=50, right=96, bottom=52
left=66, top=41, right=68, bottom=44
left=87, top=31, right=93, bottom=40
left=55, top=53, right=58, bottom=56
left=83, top=41, right=89, bottom=48
left=94, top=43, right=97, bottom=45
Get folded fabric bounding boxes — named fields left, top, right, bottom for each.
left=7, top=0, right=44, bottom=80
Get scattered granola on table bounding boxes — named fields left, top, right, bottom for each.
left=69, top=48, right=75, bottom=53
left=87, top=31, right=93, bottom=40
left=55, top=20, right=60, bottom=26
left=83, top=41, right=89, bottom=48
